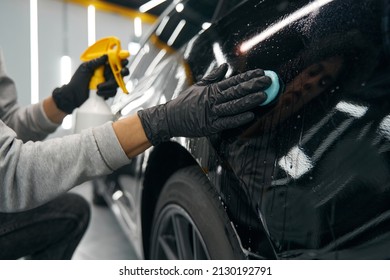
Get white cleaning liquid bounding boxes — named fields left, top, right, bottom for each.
left=73, top=90, right=114, bottom=133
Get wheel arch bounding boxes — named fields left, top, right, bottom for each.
left=140, top=141, right=199, bottom=258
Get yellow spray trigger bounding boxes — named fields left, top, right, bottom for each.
left=80, top=36, right=130, bottom=93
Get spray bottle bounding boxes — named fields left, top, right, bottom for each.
left=73, top=36, right=130, bottom=133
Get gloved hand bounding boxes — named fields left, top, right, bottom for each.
left=98, top=58, right=129, bottom=99
left=52, top=55, right=129, bottom=114
left=137, top=63, right=272, bottom=146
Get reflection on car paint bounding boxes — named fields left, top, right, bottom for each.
left=188, top=0, right=390, bottom=258
left=239, top=0, right=334, bottom=53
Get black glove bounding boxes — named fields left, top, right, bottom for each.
left=97, top=58, right=129, bottom=99
left=137, top=63, right=272, bottom=146
left=52, top=55, right=129, bottom=113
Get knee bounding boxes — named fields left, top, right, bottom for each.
left=57, top=193, right=91, bottom=231
left=68, top=193, right=91, bottom=228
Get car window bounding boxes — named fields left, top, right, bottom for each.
left=212, top=0, right=247, bottom=22
left=384, top=0, right=390, bottom=60
left=113, top=0, right=221, bottom=116
left=128, top=0, right=221, bottom=81
left=186, top=0, right=311, bottom=81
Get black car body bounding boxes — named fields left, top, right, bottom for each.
left=95, top=0, right=390, bottom=259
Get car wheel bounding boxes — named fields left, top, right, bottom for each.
left=149, top=166, right=245, bottom=260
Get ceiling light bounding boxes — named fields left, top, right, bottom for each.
left=30, top=0, right=39, bottom=104
left=87, top=5, right=96, bottom=46
left=134, top=17, right=142, bottom=37
left=202, top=22, right=211, bottom=30
left=175, top=3, right=184, bottom=13
left=156, top=16, right=170, bottom=36
left=61, top=115, right=73, bottom=130
left=139, top=0, right=167, bottom=13
left=167, top=19, right=186, bottom=46
left=60, top=55, right=72, bottom=85
left=128, top=42, right=141, bottom=55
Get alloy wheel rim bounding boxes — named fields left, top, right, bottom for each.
left=150, top=204, right=210, bottom=260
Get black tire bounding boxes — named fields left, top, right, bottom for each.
left=149, top=166, right=245, bottom=260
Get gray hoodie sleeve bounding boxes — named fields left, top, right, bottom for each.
left=0, top=121, right=131, bottom=212
left=0, top=49, right=58, bottom=142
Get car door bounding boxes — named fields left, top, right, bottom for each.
left=184, top=0, right=390, bottom=259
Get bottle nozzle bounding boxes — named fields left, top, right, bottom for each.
left=80, top=36, right=130, bottom=94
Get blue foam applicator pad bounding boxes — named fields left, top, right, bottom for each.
left=262, top=70, right=280, bottom=106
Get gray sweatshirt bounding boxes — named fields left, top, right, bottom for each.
left=0, top=52, right=130, bottom=212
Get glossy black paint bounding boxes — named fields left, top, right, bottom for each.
left=185, top=0, right=390, bottom=259
left=106, top=0, right=390, bottom=259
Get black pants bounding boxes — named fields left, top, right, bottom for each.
left=0, top=193, right=90, bottom=259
